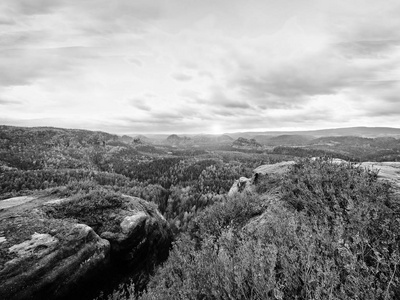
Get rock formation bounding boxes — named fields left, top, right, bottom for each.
left=228, top=161, right=296, bottom=196
left=228, top=176, right=254, bottom=196
left=232, top=137, right=262, bottom=149
left=0, top=193, right=172, bottom=300
left=229, top=160, right=400, bottom=196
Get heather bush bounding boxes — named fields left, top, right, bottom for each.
left=131, top=159, right=400, bottom=300
left=85, top=158, right=400, bottom=300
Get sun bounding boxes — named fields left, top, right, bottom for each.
left=211, top=124, right=223, bottom=135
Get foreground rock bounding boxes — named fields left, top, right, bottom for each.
left=0, top=192, right=172, bottom=300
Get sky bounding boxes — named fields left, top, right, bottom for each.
left=0, top=0, right=399, bottom=135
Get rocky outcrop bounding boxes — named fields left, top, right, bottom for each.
left=228, top=177, right=254, bottom=196
left=0, top=193, right=172, bottom=300
left=228, top=161, right=296, bottom=196
left=229, top=160, right=400, bottom=196
left=253, top=161, right=296, bottom=176
left=232, top=137, right=262, bottom=149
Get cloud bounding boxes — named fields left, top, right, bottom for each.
left=210, top=108, right=236, bottom=117
left=334, top=40, right=400, bottom=59
left=0, top=47, right=91, bottom=87
left=230, top=42, right=393, bottom=100
left=350, top=80, right=400, bottom=118
left=0, top=16, right=17, bottom=25
left=0, top=98, right=21, bottom=105
left=198, top=71, right=214, bottom=79
left=365, top=105, right=400, bottom=117
left=129, top=98, right=152, bottom=111
left=172, top=73, right=192, bottom=81
left=2, top=0, right=162, bottom=19
left=3, top=0, right=67, bottom=15
left=1, top=0, right=400, bottom=133
left=125, top=57, right=143, bottom=67
left=208, top=87, right=251, bottom=109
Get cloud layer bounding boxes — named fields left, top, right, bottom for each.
left=0, top=0, right=399, bottom=134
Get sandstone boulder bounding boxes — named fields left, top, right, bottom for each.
left=0, top=192, right=172, bottom=300
left=0, top=209, right=110, bottom=300
left=228, top=177, right=253, bottom=196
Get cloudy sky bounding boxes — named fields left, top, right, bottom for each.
left=0, top=0, right=399, bottom=134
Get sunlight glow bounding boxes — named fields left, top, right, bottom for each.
left=211, top=124, right=223, bottom=135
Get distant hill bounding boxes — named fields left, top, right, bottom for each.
left=267, top=135, right=400, bottom=161
left=119, top=134, right=152, bottom=144
left=166, top=134, right=189, bottom=142
left=307, top=136, right=400, bottom=151
left=218, top=134, right=234, bottom=142
left=165, top=134, right=192, bottom=146
left=120, top=135, right=134, bottom=143
left=227, top=127, right=400, bottom=139
left=192, top=134, right=233, bottom=144
left=134, top=134, right=150, bottom=142
left=0, top=125, right=118, bottom=148
left=255, top=134, right=314, bottom=146
left=299, top=127, right=400, bottom=138
left=0, top=125, right=129, bottom=170
left=123, top=127, right=400, bottom=143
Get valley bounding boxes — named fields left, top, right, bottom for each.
left=1, top=125, right=400, bottom=299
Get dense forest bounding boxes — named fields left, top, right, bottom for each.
left=1, top=125, right=400, bottom=299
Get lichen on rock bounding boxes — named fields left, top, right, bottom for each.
left=8, top=232, right=58, bottom=258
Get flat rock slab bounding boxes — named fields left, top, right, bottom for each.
left=254, top=161, right=296, bottom=176
left=8, top=232, right=58, bottom=257
left=359, top=162, right=400, bottom=190
left=0, top=196, right=36, bottom=210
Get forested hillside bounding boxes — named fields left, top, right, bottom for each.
left=256, top=135, right=400, bottom=162
left=0, top=126, right=280, bottom=234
